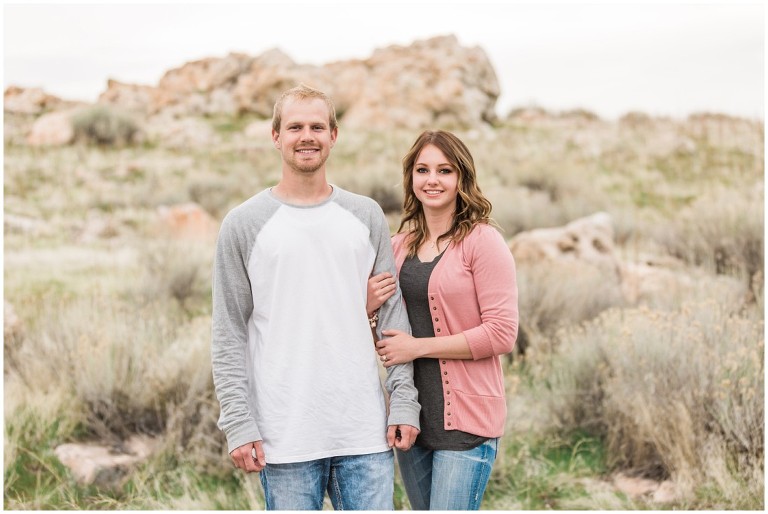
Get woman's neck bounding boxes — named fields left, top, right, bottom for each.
left=423, top=208, right=454, bottom=239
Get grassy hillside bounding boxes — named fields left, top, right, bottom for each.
left=4, top=109, right=763, bottom=509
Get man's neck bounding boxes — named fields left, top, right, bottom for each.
left=272, top=170, right=333, bottom=205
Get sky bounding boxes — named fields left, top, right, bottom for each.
left=2, top=1, right=765, bottom=120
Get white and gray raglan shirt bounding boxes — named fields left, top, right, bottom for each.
left=211, top=185, right=420, bottom=464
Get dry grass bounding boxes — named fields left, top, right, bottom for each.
left=655, top=185, right=764, bottom=280
left=4, top=111, right=763, bottom=509
left=532, top=299, right=763, bottom=506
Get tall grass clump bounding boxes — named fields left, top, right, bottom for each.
left=137, top=240, right=214, bottom=316
left=516, top=260, right=625, bottom=339
left=71, top=105, right=141, bottom=146
left=537, top=300, right=763, bottom=507
left=7, top=293, right=209, bottom=439
left=655, top=186, right=763, bottom=281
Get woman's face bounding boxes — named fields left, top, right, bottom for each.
left=411, top=144, right=459, bottom=214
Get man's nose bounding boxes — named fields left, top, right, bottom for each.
left=300, top=127, right=314, bottom=140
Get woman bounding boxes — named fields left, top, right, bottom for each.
left=367, top=130, right=518, bottom=510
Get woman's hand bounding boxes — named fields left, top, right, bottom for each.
left=367, top=272, right=396, bottom=316
left=376, top=329, right=422, bottom=367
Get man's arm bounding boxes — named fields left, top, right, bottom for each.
left=211, top=213, right=263, bottom=455
left=369, top=209, right=421, bottom=434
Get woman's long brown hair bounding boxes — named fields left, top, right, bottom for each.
left=398, top=130, right=495, bottom=257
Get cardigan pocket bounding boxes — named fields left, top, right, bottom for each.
left=451, top=389, right=507, bottom=438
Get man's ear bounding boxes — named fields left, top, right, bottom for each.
left=330, top=126, right=338, bottom=147
left=272, top=129, right=280, bottom=148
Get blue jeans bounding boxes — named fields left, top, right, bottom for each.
left=396, top=438, right=498, bottom=510
left=259, top=451, right=394, bottom=510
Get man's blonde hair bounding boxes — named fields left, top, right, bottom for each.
left=272, top=84, right=337, bottom=133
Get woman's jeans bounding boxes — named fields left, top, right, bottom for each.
left=259, top=450, right=394, bottom=510
left=396, top=438, right=498, bottom=510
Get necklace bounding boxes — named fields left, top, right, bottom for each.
left=428, top=236, right=451, bottom=251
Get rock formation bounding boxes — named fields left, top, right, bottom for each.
left=93, top=35, right=498, bottom=129
left=4, top=86, right=73, bottom=114
left=509, top=212, right=621, bottom=277
left=507, top=212, right=745, bottom=307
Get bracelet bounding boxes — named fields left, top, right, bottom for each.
left=368, top=310, right=379, bottom=328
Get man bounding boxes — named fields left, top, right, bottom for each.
left=211, top=84, right=420, bottom=510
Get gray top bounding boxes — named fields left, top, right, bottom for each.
left=400, top=252, right=488, bottom=450
left=211, top=185, right=420, bottom=461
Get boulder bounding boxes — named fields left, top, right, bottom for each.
left=509, top=214, right=748, bottom=308
left=157, top=202, right=219, bottom=241
left=97, top=79, right=159, bottom=114
left=233, top=49, right=334, bottom=117
left=4, top=86, right=66, bottom=114
left=337, top=35, right=499, bottom=129
left=509, top=212, right=620, bottom=276
left=158, top=52, right=252, bottom=95
left=612, top=472, right=683, bottom=504
left=54, top=435, right=159, bottom=487
left=26, top=109, right=75, bottom=146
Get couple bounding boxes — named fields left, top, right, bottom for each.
left=211, top=85, right=518, bottom=510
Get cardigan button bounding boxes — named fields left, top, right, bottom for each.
left=447, top=412, right=451, bottom=416
left=430, top=296, right=434, bottom=300
left=436, top=328, right=441, bottom=333
left=444, top=380, right=449, bottom=385
left=434, top=317, right=439, bottom=322
left=441, top=360, right=446, bottom=364
left=433, top=306, right=437, bottom=311
left=447, top=401, right=451, bottom=406
left=447, top=422, right=452, bottom=427
left=443, top=371, right=447, bottom=375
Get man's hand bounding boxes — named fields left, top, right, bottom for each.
left=387, top=425, right=419, bottom=451
left=230, top=441, right=266, bottom=473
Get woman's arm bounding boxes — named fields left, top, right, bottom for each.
left=367, top=272, right=396, bottom=318
left=376, top=330, right=472, bottom=366
left=460, top=226, right=519, bottom=360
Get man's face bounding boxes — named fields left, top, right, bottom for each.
left=272, top=97, right=337, bottom=175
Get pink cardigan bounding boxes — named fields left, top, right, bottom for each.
left=391, top=223, right=518, bottom=438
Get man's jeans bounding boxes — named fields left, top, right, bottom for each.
left=396, top=438, right=498, bottom=510
left=259, top=450, right=394, bottom=510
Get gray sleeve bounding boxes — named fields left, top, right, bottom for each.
left=370, top=209, right=421, bottom=430
left=211, top=211, right=262, bottom=453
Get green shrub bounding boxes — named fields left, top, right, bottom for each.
left=71, top=106, right=140, bottom=146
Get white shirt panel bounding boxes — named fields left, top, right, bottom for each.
left=246, top=201, right=388, bottom=463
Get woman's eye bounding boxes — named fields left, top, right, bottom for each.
left=439, top=168, right=453, bottom=174
left=415, top=167, right=429, bottom=173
